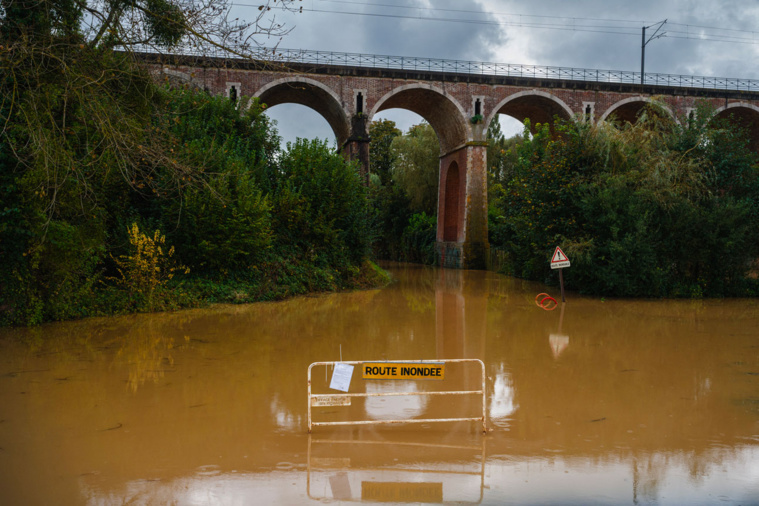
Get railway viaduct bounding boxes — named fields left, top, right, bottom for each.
left=139, top=49, right=759, bottom=269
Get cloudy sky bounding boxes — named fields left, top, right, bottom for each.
left=229, top=0, right=759, bottom=144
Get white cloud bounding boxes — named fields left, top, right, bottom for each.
left=238, top=0, right=759, bottom=142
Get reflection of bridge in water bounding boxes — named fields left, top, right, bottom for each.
left=141, top=48, right=759, bottom=268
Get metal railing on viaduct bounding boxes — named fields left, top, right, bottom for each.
left=261, top=48, right=759, bottom=92
left=146, top=45, right=759, bottom=94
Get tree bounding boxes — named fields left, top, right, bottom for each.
left=0, top=0, right=301, bottom=323
left=391, top=122, right=440, bottom=216
left=491, top=103, right=759, bottom=297
left=0, top=0, right=301, bottom=229
left=369, top=119, right=401, bottom=186
left=1, top=0, right=300, bottom=55
left=487, top=116, right=524, bottom=186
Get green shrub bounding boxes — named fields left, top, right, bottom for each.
left=491, top=104, right=759, bottom=297
left=269, top=139, right=370, bottom=271
left=401, top=212, right=437, bottom=265
left=154, top=90, right=276, bottom=273
left=110, top=223, right=189, bottom=311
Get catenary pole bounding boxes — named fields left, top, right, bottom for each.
left=641, top=20, right=667, bottom=85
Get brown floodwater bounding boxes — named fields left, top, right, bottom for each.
left=1, top=262, right=758, bottom=505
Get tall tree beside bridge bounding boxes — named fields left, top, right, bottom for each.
left=0, top=0, right=299, bottom=54
left=391, top=123, right=440, bottom=217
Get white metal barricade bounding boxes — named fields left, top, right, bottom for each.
left=307, top=359, right=487, bottom=433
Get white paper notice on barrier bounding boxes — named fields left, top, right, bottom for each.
left=330, top=363, right=354, bottom=392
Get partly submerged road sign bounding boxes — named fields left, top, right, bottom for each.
left=550, top=246, right=571, bottom=269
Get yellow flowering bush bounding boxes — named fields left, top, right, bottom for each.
left=112, top=223, right=189, bottom=310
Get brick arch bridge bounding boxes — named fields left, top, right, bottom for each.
left=144, top=50, right=759, bottom=269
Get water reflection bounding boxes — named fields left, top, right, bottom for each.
left=549, top=302, right=570, bottom=358
left=434, top=268, right=487, bottom=360
left=489, top=364, right=517, bottom=423
left=271, top=393, right=301, bottom=430
left=307, top=436, right=486, bottom=504
left=364, top=381, right=428, bottom=420
left=116, top=319, right=180, bottom=393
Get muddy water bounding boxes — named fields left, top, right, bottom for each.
left=0, top=263, right=758, bottom=505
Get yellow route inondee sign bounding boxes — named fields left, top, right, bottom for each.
left=362, top=362, right=445, bottom=380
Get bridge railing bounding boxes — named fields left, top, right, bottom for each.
left=135, top=44, right=759, bottom=92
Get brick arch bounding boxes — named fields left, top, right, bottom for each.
left=712, top=103, right=759, bottom=152
left=600, top=97, right=678, bottom=125
left=486, top=90, right=574, bottom=132
left=253, top=77, right=350, bottom=146
left=369, top=84, right=469, bottom=155
left=442, top=161, right=461, bottom=242
left=714, top=102, right=759, bottom=116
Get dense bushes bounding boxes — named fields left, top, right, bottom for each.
left=155, top=92, right=278, bottom=274
left=1, top=78, right=378, bottom=325
left=489, top=105, right=759, bottom=297
left=399, top=212, right=437, bottom=265
left=0, top=1, right=383, bottom=327
left=268, top=138, right=370, bottom=267
left=1, top=42, right=159, bottom=324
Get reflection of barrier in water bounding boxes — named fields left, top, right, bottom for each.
left=364, top=381, right=429, bottom=420
left=307, top=436, right=487, bottom=504
left=308, top=359, right=487, bottom=433
left=489, top=364, right=518, bottom=420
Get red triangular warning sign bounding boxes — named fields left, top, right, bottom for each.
left=551, top=246, right=570, bottom=269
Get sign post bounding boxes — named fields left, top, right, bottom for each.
left=550, top=246, right=570, bottom=302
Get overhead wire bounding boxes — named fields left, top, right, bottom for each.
left=314, top=0, right=647, bottom=26
left=232, top=1, right=759, bottom=46
left=668, top=21, right=759, bottom=36
left=234, top=2, right=643, bottom=36
left=330, top=0, right=759, bottom=40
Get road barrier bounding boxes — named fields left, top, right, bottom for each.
left=307, top=358, right=487, bottom=433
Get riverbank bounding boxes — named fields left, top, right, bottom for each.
left=0, top=259, right=391, bottom=327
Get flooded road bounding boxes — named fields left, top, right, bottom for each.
left=1, top=263, right=758, bottom=505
